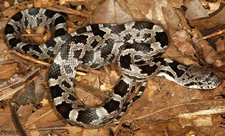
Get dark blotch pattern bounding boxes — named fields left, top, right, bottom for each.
left=55, top=28, right=67, bottom=37
left=68, top=94, right=76, bottom=101
left=54, top=16, right=66, bottom=25
left=108, top=54, right=115, bottom=62
left=45, top=38, right=57, bottom=47
left=9, top=38, right=21, bottom=48
left=168, top=61, right=185, bottom=78
left=60, top=42, right=71, bottom=60
left=56, top=102, right=73, bottom=119
left=143, top=33, right=151, bottom=39
left=90, top=39, right=99, bottom=48
left=128, top=43, right=152, bottom=52
left=111, top=24, right=126, bottom=34
left=91, top=24, right=106, bottom=37
left=155, top=32, right=168, bottom=47
left=21, top=44, right=33, bottom=53
left=77, top=109, right=99, bottom=124
left=62, top=80, right=72, bottom=88
left=123, top=33, right=132, bottom=41
left=24, top=17, right=29, bottom=28
left=32, top=44, right=43, bottom=54
left=76, top=27, right=87, bottom=34
left=139, top=84, right=146, bottom=92
left=132, top=21, right=154, bottom=30
left=5, top=11, right=173, bottom=127
left=49, top=62, right=61, bottom=79
left=73, top=49, right=82, bottom=58
left=4, top=24, right=15, bottom=35
left=50, top=85, right=64, bottom=98
left=45, top=9, right=56, bottom=18
left=100, top=38, right=114, bottom=58
left=139, top=64, right=158, bottom=75
left=11, top=12, right=23, bottom=21
left=103, top=99, right=120, bottom=113
left=82, top=51, right=94, bottom=63
left=184, top=82, right=197, bottom=87
left=119, top=54, right=131, bottom=70
left=73, top=35, right=88, bottom=44
left=119, top=84, right=145, bottom=114
left=47, top=50, right=54, bottom=56
left=90, top=63, right=100, bottom=69
left=114, top=79, right=129, bottom=97
left=134, top=60, right=146, bottom=65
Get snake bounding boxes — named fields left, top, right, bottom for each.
left=4, top=8, right=221, bottom=128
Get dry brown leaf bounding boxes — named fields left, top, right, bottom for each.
left=0, top=39, right=8, bottom=54
left=190, top=6, right=225, bottom=30
left=0, top=63, right=19, bottom=80
left=0, top=107, right=12, bottom=127
left=17, top=104, right=34, bottom=125
left=0, top=106, right=17, bottom=133
left=184, top=0, right=209, bottom=20
left=0, top=0, right=225, bottom=135
left=25, top=103, right=62, bottom=129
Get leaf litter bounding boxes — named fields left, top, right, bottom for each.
left=0, top=0, right=225, bottom=135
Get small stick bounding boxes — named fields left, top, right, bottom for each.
left=0, top=1, right=32, bottom=20
left=199, top=29, right=225, bottom=41
left=7, top=50, right=50, bottom=67
left=21, top=33, right=43, bottom=37
left=46, top=5, right=90, bottom=18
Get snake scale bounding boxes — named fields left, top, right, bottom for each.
left=4, top=8, right=220, bottom=128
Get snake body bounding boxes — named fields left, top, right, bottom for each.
left=4, top=8, right=220, bottom=128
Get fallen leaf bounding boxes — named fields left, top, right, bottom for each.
left=0, top=63, right=19, bottom=80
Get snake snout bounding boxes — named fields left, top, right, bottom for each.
left=200, top=72, right=221, bottom=89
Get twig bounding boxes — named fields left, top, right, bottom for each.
left=0, top=1, right=33, bottom=20
left=21, top=33, right=43, bottom=37
left=0, top=84, right=25, bottom=101
left=9, top=100, right=30, bottom=136
left=199, top=29, right=225, bottom=41
left=0, top=60, right=15, bottom=65
left=130, top=99, right=225, bottom=122
left=46, top=5, right=90, bottom=18
left=7, top=50, right=51, bottom=67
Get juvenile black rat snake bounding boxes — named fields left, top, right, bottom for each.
left=4, top=8, right=220, bottom=128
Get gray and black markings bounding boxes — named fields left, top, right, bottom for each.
left=4, top=8, right=220, bottom=128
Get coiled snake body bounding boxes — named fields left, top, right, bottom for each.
left=4, top=8, right=220, bottom=128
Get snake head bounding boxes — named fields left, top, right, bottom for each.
left=183, top=66, right=221, bottom=89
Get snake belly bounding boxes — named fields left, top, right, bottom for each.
left=4, top=8, right=221, bottom=128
